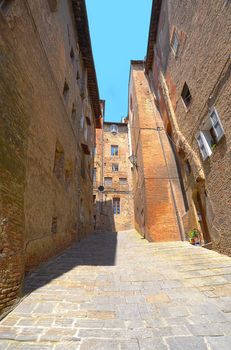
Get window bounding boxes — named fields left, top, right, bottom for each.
left=111, top=145, right=118, bottom=156
left=181, top=83, right=192, bottom=109
left=81, top=143, right=90, bottom=155
left=0, top=0, right=13, bottom=14
left=81, top=152, right=85, bottom=178
left=112, top=163, right=119, bottom=172
left=76, top=70, right=80, bottom=81
left=65, top=168, right=72, bottom=191
left=64, top=161, right=73, bottom=190
left=110, top=124, right=119, bottom=135
left=119, top=178, right=127, bottom=185
left=130, top=96, right=133, bottom=112
left=197, top=107, right=225, bottom=160
left=51, top=217, right=58, bottom=234
left=71, top=104, right=76, bottom=122
left=84, top=122, right=88, bottom=141
left=104, top=177, right=112, bottom=186
left=171, top=30, right=179, bottom=55
left=80, top=115, right=84, bottom=129
left=185, top=160, right=192, bottom=176
left=197, top=133, right=211, bottom=160
left=63, top=80, right=69, bottom=100
left=53, top=141, right=64, bottom=181
left=86, top=116, right=91, bottom=126
left=47, top=0, right=58, bottom=12
left=70, top=47, right=75, bottom=60
left=209, top=108, right=224, bottom=142
left=113, top=198, right=120, bottom=215
left=93, top=168, right=97, bottom=183
left=67, top=24, right=71, bottom=46
left=80, top=68, right=87, bottom=98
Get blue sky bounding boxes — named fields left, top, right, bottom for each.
left=86, top=0, right=152, bottom=122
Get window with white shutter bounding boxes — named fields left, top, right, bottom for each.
left=197, top=107, right=225, bottom=160
left=209, top=108, right=224, bottom=142
left=196, top=133, right=211, bottom=160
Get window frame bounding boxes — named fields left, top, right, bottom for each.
left=113, top=197, right=120, bottom=215
left=80, top=114, right=85, bottom=129
left=119, top=177, right=127, bottom=185
left=0, top=0, right=13, bottom=15
left=47, top=0, right=58, bottom=12
left=170, top=30, right=180, bottom=56
left=53, top=141, right=65, bottom=182
left=112, top=163, right=119, bottom=172
left=197, top=107, right=225, bottom=161
left=181, top=82, right=192, bottom=109
left=93, top=167, right=97, bottom=183
left=196, top=132, right=211, bottom=160
left=209, top=107, right=224, bottom=142
left=110, top=124, right=119, bottom=135
left=111, top=145, right=119, bottom=156
left=104, top=177, right=112, bottom=187
left=63, top=80, right=69, bottom=101
left=84, top=118, right=88, bottom=141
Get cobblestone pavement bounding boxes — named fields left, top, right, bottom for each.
left=0, top=230, right=231, bottom=349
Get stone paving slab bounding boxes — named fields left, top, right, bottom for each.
left=0, top=230, right=231, bottom=349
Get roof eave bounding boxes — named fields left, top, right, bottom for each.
left=72, top=0, right=101, bottom=120
left=145, top=0, right=163, bottom=73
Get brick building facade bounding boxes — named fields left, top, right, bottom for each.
left=130, top=0, right=231, bottom=253
left=0, top=0, right=101, bottom=316
left=93, top=121, right=134, bottom=232
left=129, top=61, right=186, bottom=242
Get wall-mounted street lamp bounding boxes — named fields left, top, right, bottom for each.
left=128, top=154, right=138, bottom=167
left=98, top=185, right=105, bottom=192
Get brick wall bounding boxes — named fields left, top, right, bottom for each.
left=0, top=0, right=98, bottom=316
left=147, top=0, right=231, bottom=254
left=129, top=63, right=186, bottom=242
left=93, top=123, right=134, bottom=232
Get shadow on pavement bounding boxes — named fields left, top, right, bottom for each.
left=23, top=232, right=118, bottom=295
left=23, top=200, right=117, bottom=296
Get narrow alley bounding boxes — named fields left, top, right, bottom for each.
left=0, top=230, right=230, bottom=350
left=0, top=2, right=231, bottom=349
